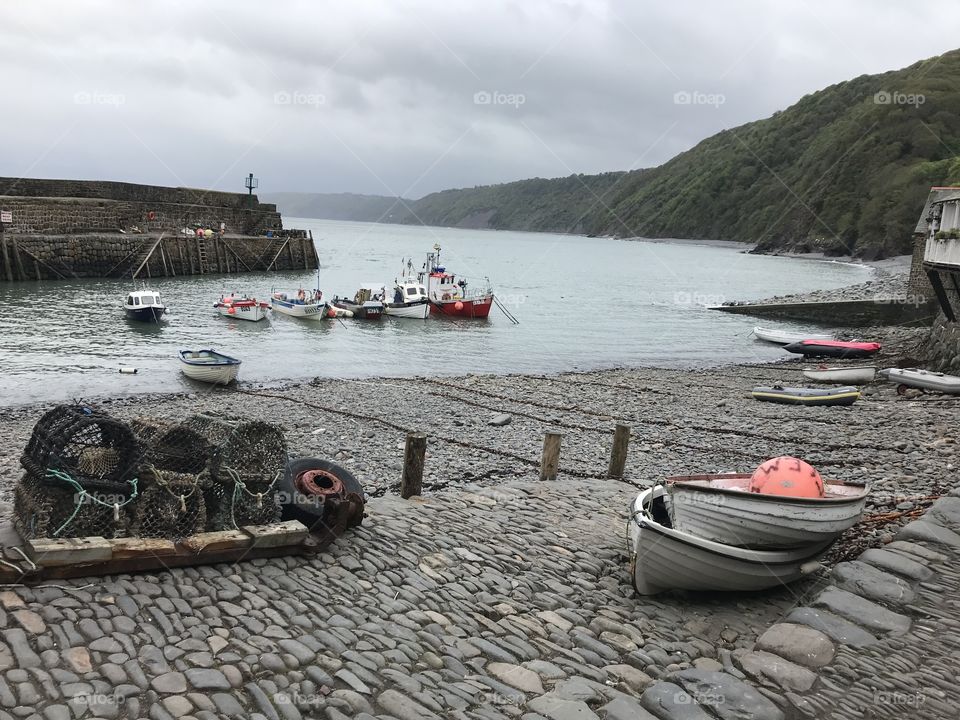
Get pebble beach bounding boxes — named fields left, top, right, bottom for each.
left=0, top=263, right=958, bottom=719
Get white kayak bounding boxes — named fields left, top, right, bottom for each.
left=802, top=366, right=876, bottom=384
left=753, top=326, right=834, bottom=345
left=627, top=487, right=829, bottom=595
left=880, top=368, right=960, bottom=394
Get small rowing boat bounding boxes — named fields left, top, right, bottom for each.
left=783, top=339, right=881, bottom=359
left=215, top=294, right=269, bottom=322
left=271, top=290, right=329, bottom=320
left=667, top=473, right=869, bottom=549
left=178, top=349, right=241, bottom=385
left=751, top=386, right=860, bottom=406
left=626, top=487, right=829, bottom=595
left=801, top=366, right=876, bottom=384
left=753, top=326, right=833, bottom=345
left=880, top=367, right=960, bottom=394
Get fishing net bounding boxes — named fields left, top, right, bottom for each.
left=21, top=405, right=141, bottom=493
left=13, top=472, right=134, bottom=540
left=129, top=467, right=208, bottom=539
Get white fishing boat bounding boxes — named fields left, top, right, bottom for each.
left=667, top=473, right=869, bottom=549
left=802, top=366, right=876, bottom=384
left=627, top=487, right=829, bottom=595
left=124, top=290, right=166, bottom=322
left=271, top=290, right=329, bottom=320
left=753, top=326, right=834, bottom=345
left=880, top=367, right=960, bottom=394
left=215, top=294, right=269, bottom=322
left=178, top=349, right=241, bottom=385
left=384, top=279, right=430, bottom=319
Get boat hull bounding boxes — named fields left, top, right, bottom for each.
left=880, top=368, right=960, bottom=394
left=125, top=306, right=166, bottom=322
left=332, top=301, right=383, bottom=319
left=271, top=298, right=328, bottom=320
left=668, top=474, right=869, bottom=549
left=430, top=294, right=494, bottom=318
left=384, top=301, right=430, bottom=319
left=802, top=367, right=876, bottom=384
left=627, top=488, right=829, bottom=595
left=752, top=386, right=860, bottom=406
left=178, top=350, right=240, bottom=385
left=753, top=326, right=833, bottom=345
left=216, top=304, right=268, bottom=322
left=784, top=341, right=880, bottom=359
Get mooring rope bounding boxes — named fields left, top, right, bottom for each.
left=44, top=469, right=139, bottom=537
left=222, top=466, right=280, bottom=529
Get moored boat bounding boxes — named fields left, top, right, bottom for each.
left=124, top=290, right=166, bottom=322
left=783, top=340, right=881, bottom=359
left=880, top=367, right=960, bottom=394
left=271, top=289, right=329, bottom=320
left=801, top=366, right=877, bottom=384
left=384, top=278, right=430, bottom=319
left=667, top=473, right=869, bottom=549
left=627, top=486, right=829, bottom=595
left=751, top=385, right=860, bottom=406
left=419, top=246, right=494, bottom=318
left=215, top=294, right=269, bottom=322
left=753, top=326, right=833, bottom=345
left=178, top=349, right=241, bottom=385
left=332, top=287, right=384, bottom=319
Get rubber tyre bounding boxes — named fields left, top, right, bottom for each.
left=279, top=457, right=363, bottom=530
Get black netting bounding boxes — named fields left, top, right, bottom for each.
left=14, top=473, right=132, bottom=540
left=22, top=405, right=141, bottom=493
left=130, top=467, right=208, bottom=539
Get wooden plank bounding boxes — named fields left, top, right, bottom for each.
left=27, top=537, right=112, bottom=567
left=109, top=537, right=178, bottom=559
left=132, top=236, right=163, bottom=280
left=180, top=529, right=250, bottom=554
left=242, top=521, right=309, bottom=548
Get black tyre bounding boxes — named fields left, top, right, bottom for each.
left=279, top=457, right=363, bottom=531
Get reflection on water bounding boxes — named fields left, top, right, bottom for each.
left=0, top=219, right=871, bottom=404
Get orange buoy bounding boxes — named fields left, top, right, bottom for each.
left=228, top=307, right=236, bottom=315
left=327, top=308, right=337, bottom=318
left=749, top=456, right=824, bottom=498
left=454, top=301, right=464, bottom=311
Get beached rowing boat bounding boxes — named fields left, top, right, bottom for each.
left=751, top=386, right=860, bottom=406
left=801, top=366, right=876, bottom=384
left=753, top=326, right=833, bottom=345
left=667, top=473, right=869, bottom=549
left=178, top=349, right=241, bottom=385
left=626, top=487, right=829, bottom=595
left=880, top=367, right=960, bottom=394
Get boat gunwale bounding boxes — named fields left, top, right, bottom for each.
left=178, top=350, right=241, bottom=366
left=666, top=473, right=869, bottom=504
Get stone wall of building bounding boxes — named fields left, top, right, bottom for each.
left=909, top=233, right=935, bottom=298
left=0, top=233, right=317, bottom=281
left=926, top=314, right=960, bottom=372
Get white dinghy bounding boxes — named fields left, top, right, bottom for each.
left=880, top=368, right=960, bottom=394
left=753, top=326, right=834, bottom=345
left=667, top=474, right=869, bottom=549
left=627, top=487, right=829, bottom=595
left=802, top=366, right=876, bottom=384
left=178, top=349, right=241, bottom=385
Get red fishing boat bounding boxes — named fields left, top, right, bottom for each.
left=417, top=246, right=495, bottom=318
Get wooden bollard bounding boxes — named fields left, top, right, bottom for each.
left=540, top=431, right=562, bottom=481
left=401, top=432, right=427, bottom=498
left=607, top=424, right=631, bottom=479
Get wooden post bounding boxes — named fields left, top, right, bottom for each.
left=11, top=240, right=25, bottom=281
left=1, top=237, right=12, bottom=282
left=302, top=237, right=310, bottom=269
left=400, top=432, right=427, bottom=498
left=540, top=432, right=562, bottom=481
left=159, top=240, right=170, bottom=277
left=607, top=424, right=631, bottom=479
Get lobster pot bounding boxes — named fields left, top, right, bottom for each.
left=209, top=420, right=288, bottom=485
left=143, top=424, right=217, bottom=475
left=130, top=417, right=175, bottom=446
left=21, top=405, right=141, bottom=494
left=13, top=473, right=131, bottom=540
left=129, top=469, right=207, bottom=539
left=182, top=414, right=238, bottom=450
left=204, top=475, right=281, bottom=531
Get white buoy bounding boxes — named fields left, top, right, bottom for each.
left=119, top=367, right=138, bottom=374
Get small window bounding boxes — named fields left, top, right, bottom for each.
left=407, top=287, right=417, bottom=296
left=134, top=297, right=141, bottom=306
left=126, top=297, right=134, bottom=305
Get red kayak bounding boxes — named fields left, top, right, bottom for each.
left=783, top=340, right=881, bottom=359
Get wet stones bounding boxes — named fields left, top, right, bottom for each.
left=737, top=650, right=817, bottom=692
left=811, top=587, right=911, bottom=635
left=783, top=608, right=877, bottom=648
left=755, top=624, right=835, bottom=668
left=831, top=561, right=916, bottom=606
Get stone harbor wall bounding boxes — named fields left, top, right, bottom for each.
left=0, top=232, right=317, bottom=281
left=926, top=314, right=960, bottom=372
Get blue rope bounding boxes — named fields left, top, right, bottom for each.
left=44, top=469, right=139, bottom=537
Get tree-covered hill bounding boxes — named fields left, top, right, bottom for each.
left=403, top=49, right=960, bottom=258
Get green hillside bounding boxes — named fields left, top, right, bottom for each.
left=403, top=49, right=960, bottom=258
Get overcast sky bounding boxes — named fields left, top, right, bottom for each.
left=1, top=2, right=957, bottom=199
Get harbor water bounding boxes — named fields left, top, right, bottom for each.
left=0, top=219, right=871, bottom=405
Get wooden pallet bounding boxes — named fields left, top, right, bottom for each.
left=0, top=516, right=319, bottom=584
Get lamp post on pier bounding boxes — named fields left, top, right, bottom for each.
left=244, top=173, right=258, bottom=209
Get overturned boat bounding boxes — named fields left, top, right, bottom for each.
left=880, top=367, right=960, bottom=394
left=752, top=385, right=860, bottom=406
left=667, top=473, right=869, bottom=549
left=783, top=339, right=880, bottom=359
left=627, top=486, right=829, bottom=595
left=753, top=326, right=833, bottom=345
left=802, top=366, right=876, bottom=384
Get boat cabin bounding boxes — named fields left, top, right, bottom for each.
left=419, top=266, right=468, bottom=302
left=126, top=290, right=163, bottom=308
left=392, top=279, right=427, bottom=304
